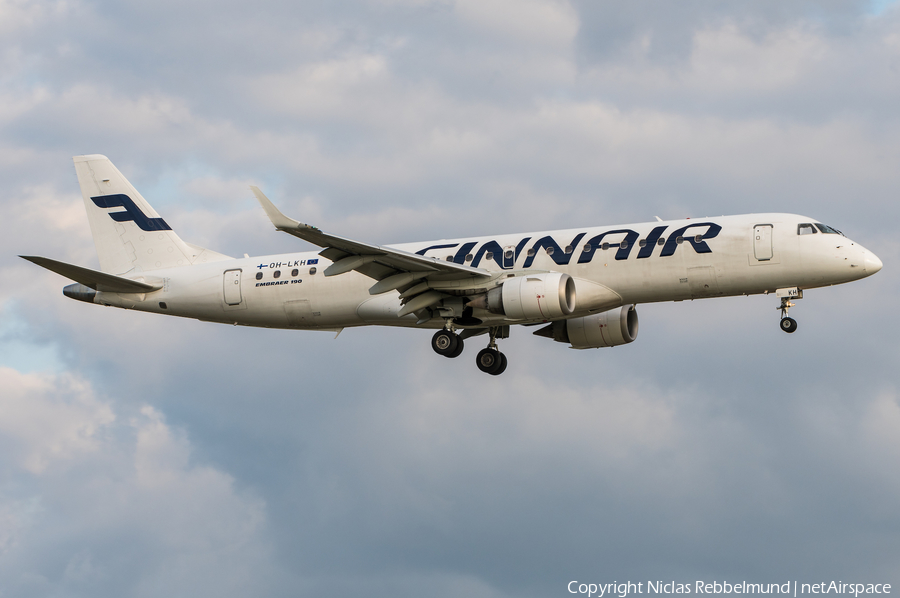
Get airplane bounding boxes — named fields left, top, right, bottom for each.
left=21, top=155, right=883, bottom=375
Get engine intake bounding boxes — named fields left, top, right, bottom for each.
left=534, top=305, right=639, bottom=349
left=468, top=272, right=575, bottom=320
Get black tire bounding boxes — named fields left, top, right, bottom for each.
left=432, top=330, right=458, bottom=356
left=447, top=335, right=464, bottom=358
left=476, top=348, right=503, bottom=374
left=780, top=317, right=798, bottom=333
left=489, top=352, right=508, bottom=376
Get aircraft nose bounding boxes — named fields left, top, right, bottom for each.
left=864, top=251, right=883, bottom=275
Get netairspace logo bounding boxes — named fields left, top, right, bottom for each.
left=567, top=582, right=892, bottom=598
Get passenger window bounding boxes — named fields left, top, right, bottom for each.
left=601, top=243, right=610, bottom=251
left=273, top=270, right=281, bottom=278
left=309, top=267, right=317, bottom=275
left=505, top=250, right=515, bottom=259
left=565, top=245, right=573, bottom=254
left=657, top=238, right=665, bottom=246
left=465, top=254, right=473, bottom=262
left=485, top=252, right=493, bottom=261
left=545, top=247, right=554, bottom=256
left=639, top=239, right=647, bottom=247
left=291, top=269, right=299, bottom=277
left=527, top=248, right=535, bottom=256
left=255, top=272, right=263, bottom=280
left=798, top=223, right=817, bottom=235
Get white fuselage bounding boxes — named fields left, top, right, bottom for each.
left=91, top=213, right=880, bottom=331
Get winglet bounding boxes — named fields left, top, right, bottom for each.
left=250, top=186, right=319, bottom=232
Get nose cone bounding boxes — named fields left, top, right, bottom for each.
left=865, top=251, right=883, bottom=275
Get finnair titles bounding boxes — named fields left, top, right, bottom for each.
left=22, top=155, right=883, bottom=375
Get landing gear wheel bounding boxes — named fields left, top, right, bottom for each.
left=476, top=348, right=504, bottom=374
left=432, top=330, right=460, bottom=356
left=777, top=296, right=799, bottom=334
left=491, top=352, right=508, bottom=376
left=780, top=317, right=798, bottom=334
left=447, top=335, right=464, bottom=358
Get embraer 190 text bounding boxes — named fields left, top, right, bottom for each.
left=21, top=155, right=883, bottom=375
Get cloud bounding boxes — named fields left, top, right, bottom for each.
left=0, top=368, right=279, bottom=596
left=0, top=367, right=112, bottom=474
left=2, top=0, right=900, bottom=595
left=581, top=24, right=831, bottom=97
left=454, top=0, right=578, bottom=48
left=0, top=0, right=67, bottom=36
left=254, top=54, right=393, bottom=120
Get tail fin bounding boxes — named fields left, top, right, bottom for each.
left=73, top=155, right=231, bottom=274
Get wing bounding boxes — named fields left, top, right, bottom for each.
left=251, top=187, right=493, bottom=312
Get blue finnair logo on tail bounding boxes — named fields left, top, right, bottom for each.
left=91, top=194, right=172, bottom=231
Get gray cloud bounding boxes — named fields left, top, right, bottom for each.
left=0, top=369, right=283, bottom=597
left=1, top=0, right=899, bottom=595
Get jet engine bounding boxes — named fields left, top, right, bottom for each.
left=467, top=272, right=575, bottom=320
left=534, top=305, right=639, bottom=349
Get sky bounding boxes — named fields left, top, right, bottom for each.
left=1, top=0, right=900, bottom=596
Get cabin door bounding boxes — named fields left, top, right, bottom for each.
left=753, top=225, right=773, bottom=261
left=223, top=269, right=243, bottom=305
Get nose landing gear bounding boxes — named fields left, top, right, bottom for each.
left=776, top=289, right=801, bottom=333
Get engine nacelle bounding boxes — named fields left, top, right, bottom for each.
left=534, top=305, right=639, bottom=349
left=468, top=272, right=575, bottom=320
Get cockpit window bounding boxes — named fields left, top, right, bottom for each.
left=798, top=223, right=817, bottom=235
left=815, top=223, right=843, bottom=235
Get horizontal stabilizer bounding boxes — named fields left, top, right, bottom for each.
left=19, top=255, right=162, bottom=293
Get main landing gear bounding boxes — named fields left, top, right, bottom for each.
left=432, top=328, right=464, bottom=358
left=431, top=325, right=509, bottom=375
left=476, top=329, right=508, bottom=375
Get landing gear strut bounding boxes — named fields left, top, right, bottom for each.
left=778, top=297, right=798, bottom=334
left=476, top=326, right=508, bottom=375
